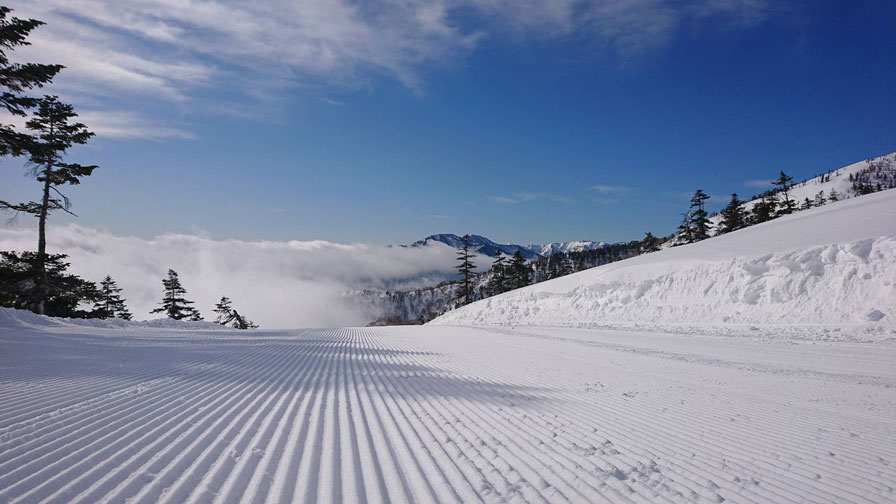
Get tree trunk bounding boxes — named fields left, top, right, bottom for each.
left=36, top=164, right=52, bottom=315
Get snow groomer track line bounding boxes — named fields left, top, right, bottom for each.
left=0, top=317, right=894, bottom=504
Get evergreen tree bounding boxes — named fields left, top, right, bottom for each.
left=0, top=96, right=96, bottom=314
left=0, top=7, right=64, bottom=156
left=687, top=189, right=712, bottom=242
left=813, top=190, right=827, bottom=207
left=485, top=250, right=506, bottom=296
left=828, top=188, right=840, bottom=202
left=93, top=275, right=132, bottom=320
left=800, top=197, right=812, bottom=210
left=751, top=193, right=777, bottom=224
left=507, top=250, right=531, bottom=290
left=641, top=232, right=660, bottom=253
left=150, top=269, right=202, bottom=321
left=559, top=254, right=573, bottom=277
left=453, top=234, right=476, bottom=306
left=213, top=296, right=257, bottom=329
left=719, top=193, right=746, bottom=234
left=773, top=171, right=796, bottom=215
left=0, top=251, right=99, bottom=317
left=676, top=211, right=693, bottom=245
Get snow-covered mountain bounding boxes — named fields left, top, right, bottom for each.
left=527, top=240, right=606, bottom=256
left=411, top=234, right=542, bottom=260
left=411, top=233, right=605, bottom=259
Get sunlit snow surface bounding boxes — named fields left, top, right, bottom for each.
left=0, top=191, right=894, bottom=503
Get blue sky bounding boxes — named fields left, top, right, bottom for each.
left=2, top=0, right=894, bottom=245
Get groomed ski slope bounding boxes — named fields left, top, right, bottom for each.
left=0, top=191, right=894, bottom=504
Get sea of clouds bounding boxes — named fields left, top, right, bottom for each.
left=0, top=224, right=492, bottom=328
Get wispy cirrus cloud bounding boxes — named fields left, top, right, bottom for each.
left=488, top=191, right=577, bottom=204
left=589, top=184, right=632, bottom=193
left=744, top=179, right=774, bottom=188
left=9, top=0, right=778, bottom=140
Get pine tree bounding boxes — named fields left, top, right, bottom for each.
left=213, top=295, right=257, bottom=329
left=719, top=193, right=746, bottom=234
left=676, top=211, right=693, bottom=245
left=0, top=96, right=97, bottom=314
left=507, top=250, right=531, bottom=290
left=93, top=275, right=132, bottom=320
left=829, top=188, right=840, bottom=202
left=813, top=190, right=827, bottom=207
left=751, top=193, right=777, bottom=224
left=800, top=197, right=812, bottom=210
left=773, top=171, right=796, bottom=215
left=641, top=232, right=660, bottom=253
left=687, top=189, right=712, bottom=242
left=485, top=250, right=506, bottom=296
left=150, top=269, right=202, bottom=321
left=0, top=251, right=99, bottom=317
left=453, top=234, right=476, bottom=306
left=0, top=7, right=64, bottom=156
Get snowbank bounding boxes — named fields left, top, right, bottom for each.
left=432, top=190, right=896, bottom=333
left=0, top=307, right=225, bottom=331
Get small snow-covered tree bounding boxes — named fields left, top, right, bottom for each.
left=213, top=295, right=257, bottom=329
left=641, top=232, right=660, bottom=253
left=150, top=269, right=202, bottom=321
left=93, top=275, right=132, bottom=320
left=773, top=171, right=796, bottom=215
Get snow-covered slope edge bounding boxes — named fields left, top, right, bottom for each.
left=431, top=190, right=896, bottom=337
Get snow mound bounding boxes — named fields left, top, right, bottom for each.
left=432, top=190, right=896, bottom=334
left=0, top=307, right=225, bottom=331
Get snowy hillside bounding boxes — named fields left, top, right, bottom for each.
left=433, top=189, right=896, bottom=337
left=709, top=151, right=896, bottom=230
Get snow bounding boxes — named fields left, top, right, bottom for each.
left=432, top=189, right=896, bottom=339
left=1, top=186, right=895, bottom=503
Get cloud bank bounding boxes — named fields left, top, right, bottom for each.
left=0, top=224, right=484, bottom=328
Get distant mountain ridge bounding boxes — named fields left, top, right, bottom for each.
left=411, top=233, right=604, bottom=259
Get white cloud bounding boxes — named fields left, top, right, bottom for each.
left=7, top=0, right=776, bottom=141
left=0, top=224, right=470, bottom=328
left=589, top=184, right=632, bottom=193
left=744, top=179, right=774, bottom=188
left=488, top=191, right=576, bottom=204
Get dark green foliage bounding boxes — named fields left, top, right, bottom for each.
left=773, top=171, right=795, bottom=215
left=719, top=193, right=746, bottom=234
left=0, top=95, right=96, bottom=314
left=828, top=189, right=840, bottom=202
left=0, top=7, right=64, bottom=156
left=800, top=197, right=812, bottom=210
left=151, top=269, right=202, bottom=321
left=485, top=250, right=507, bottom=296
left=93, top=275, right=132, bottom=320
left=213, top=296, right=257, bottom=329
left=507, top=250, right=531, bottom=290
left=641, top=232, right=660, bottom=253
left=0, top=251, right=99, bottom=317
left=688, top=189, right=712, bottom=242
left=750, top=193, right=777, bottom=224
left=453, top=234, right=476, bottom=306
left=813, top=191, right=827, bottom=207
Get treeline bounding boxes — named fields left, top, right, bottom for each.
left=447, top=233, right=664, bottom=313
left=0, top=8, right=255, bottom=329
left=677, top=155, right=895, bottom=246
